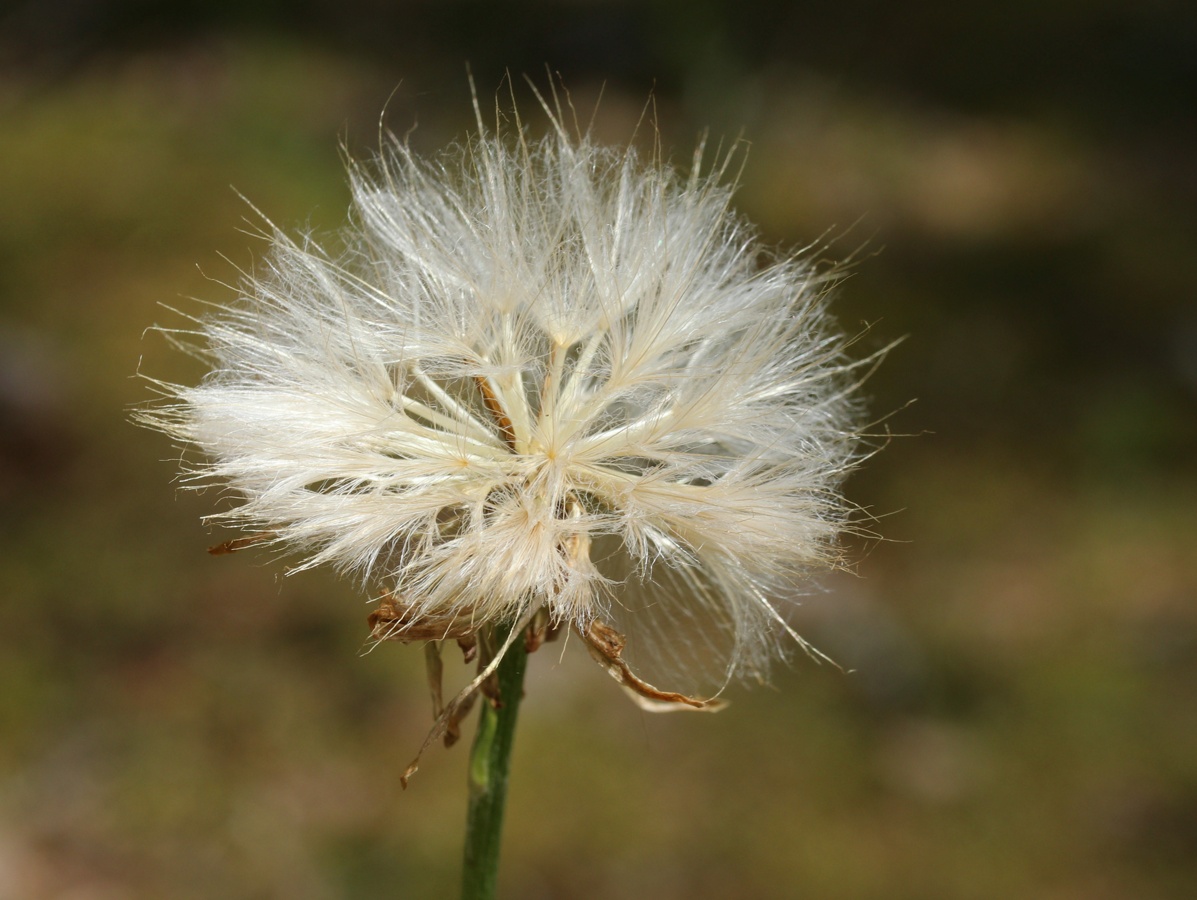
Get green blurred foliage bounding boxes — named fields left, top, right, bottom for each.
left=1, top=3, right=1195, bottom=898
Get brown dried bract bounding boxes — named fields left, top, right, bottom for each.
left=365, top=596, right=546, bottom=784
left=368, top=591, right=478, bottom=655
left=366, top=602, right=724, bottom=789
left=207, top=531, right=277, bottom=555
left=578, top=620, right=727, bottom=713
left=524, top=605, right=562, bottom=653
left=395, top=608, right=539, bottom=788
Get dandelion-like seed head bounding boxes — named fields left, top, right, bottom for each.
left=143, top=88, right=873, bottom=720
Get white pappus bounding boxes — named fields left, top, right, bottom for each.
left=140, top=88, right=877, bottom=723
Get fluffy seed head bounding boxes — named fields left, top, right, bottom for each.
left=143, top=97, right=871, bottom=692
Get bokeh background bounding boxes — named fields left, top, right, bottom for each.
left=2, top=2, right=1195, bottom=897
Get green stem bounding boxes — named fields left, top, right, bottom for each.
left=461, top=621, right=529, bottom=900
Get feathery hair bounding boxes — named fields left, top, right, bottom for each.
left=142, top=90, right=870, bottom=697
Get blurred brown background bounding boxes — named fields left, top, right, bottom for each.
left=1, top=1, right=1195, bottom=897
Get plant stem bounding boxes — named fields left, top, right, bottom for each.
left=461, top=621, right=528, bottom=900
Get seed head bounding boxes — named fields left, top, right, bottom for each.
left=142, top=92, right=873, bottom=706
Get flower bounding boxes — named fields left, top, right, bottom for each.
left=142, top=91, right=871, bottom=715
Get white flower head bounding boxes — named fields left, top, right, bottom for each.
left=143, top=87, right=873, bottom=716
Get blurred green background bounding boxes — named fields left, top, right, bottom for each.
left=2, top=1, right=1195, bottom=897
